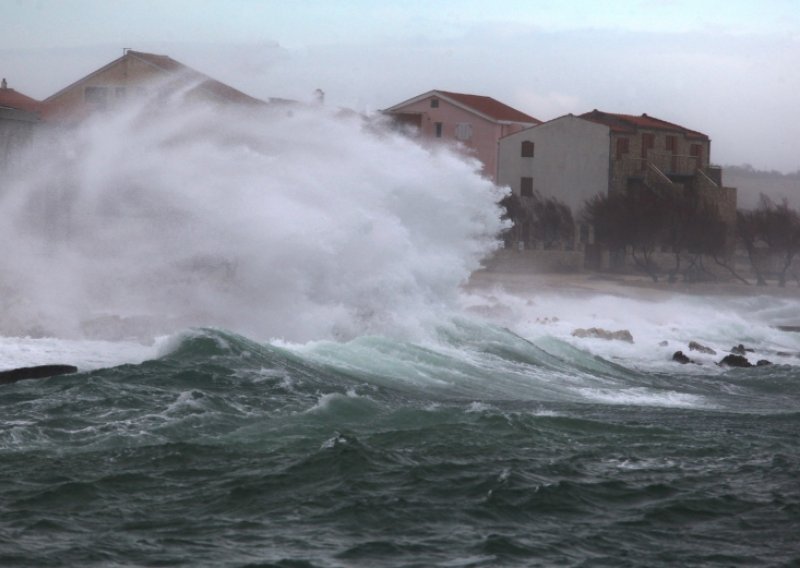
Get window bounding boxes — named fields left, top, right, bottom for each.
left=615, top=137, right=629, bottom=159
left=640, top=132, right=655, bottom=169
left=666, top=135, right=677, bottom=152
left=521, top=140, right=535, bottom=158
left=434, top=122, right=443, bottom=138
left=455, top=122, right=472, bottom=141
left=641, top=133, right=655, bottom=154
left=431, top=98, right=439, bottom=108
left=84, top=86, right=108, bottom=109
left=520, top=177, right=533, bottom=197
left=690, top=144, right=703, bottom=168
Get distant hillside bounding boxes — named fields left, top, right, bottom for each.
left=723, top=165, right=800, bottom=210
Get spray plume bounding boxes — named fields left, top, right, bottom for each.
left=0, top=93, right=507, bottom=342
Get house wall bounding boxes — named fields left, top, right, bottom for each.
left=0, top=107, right=38, bottom=173
left=497, top=115, right=611, bottom=213
left=388, top=95, right=504, bottom=180
left=44, top=56, right=168, bottom=121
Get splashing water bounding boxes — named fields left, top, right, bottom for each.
left=0, top=93, right=507, bottom=342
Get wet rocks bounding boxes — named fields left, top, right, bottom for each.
left=667, top=340, right=778, bottom=368
left=572, top=327, right=634, bottom=343
left=730, top=344, right=754, bottom=356
left=688, top=341, right=716, bottom=355
left=0, top=364, right=79, bottom=385
left=672, top=351, right=693, bottom=364
left=718, top=354, right=772, bottom=367
left=719, top=354, right=752, bottom=367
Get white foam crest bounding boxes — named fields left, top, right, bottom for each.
left=574, top=386, right=714, bottom=408
left=463, top=286, right=800, bottom=373
left=0, top=93, right=506, bottom=343
left=0, top=335, right=157, bottom=371
left=306, top=392, right=347, bottom=414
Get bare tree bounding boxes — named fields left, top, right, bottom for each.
left=501, top=191, right=574, bottom=249
left=756, top=196, right=800, bottom=287
left=582, top=187, right=668, bottom=282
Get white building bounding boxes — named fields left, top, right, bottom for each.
left=497, top=114, right=610, bottom=213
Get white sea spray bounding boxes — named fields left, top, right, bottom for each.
left=0, top=92, right=507, bottom=343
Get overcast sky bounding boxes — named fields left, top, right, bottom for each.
left=1, top=0, right=798, bottom=172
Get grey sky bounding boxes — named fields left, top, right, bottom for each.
left=1, top=0, right=798, bottom=172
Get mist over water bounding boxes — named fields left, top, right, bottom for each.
left=0, top=94, right=507, bottom=342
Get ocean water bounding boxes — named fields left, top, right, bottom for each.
left=1, top=304, right=799, bottom=567
left=1, top=94, right=799, bottom=567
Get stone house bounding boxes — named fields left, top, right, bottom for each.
left=383, top=89, right=540, bottom=182
left=498, top=110, right=737, bottom=250
left=42, top=49, right=267, bottom=122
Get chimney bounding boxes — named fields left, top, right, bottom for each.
left=1, top=78, right=7, bottom=90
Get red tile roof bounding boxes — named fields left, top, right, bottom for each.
left=385, top=90, right=540, bottom=124
left=0, top=84, right=41, bottom=114
left=580, top=109, right=708, bottom=140
left=437, top=90, right=540, bottom=123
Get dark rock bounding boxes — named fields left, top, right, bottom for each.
left=756, top=359, right=773, bottom=367
left=731, top=344, right=754, bottom=355
left=572, top=327, right=634, bottom=343
left=688, top=341, right=716, bottom=355
left=672, top=351, right=692, bottom=364
left=719, top=354, right=752, bottom=368
left=659, top=340, right=669, bottom=347
left=776, top=325, right=800, bottom=333
left=0, top=364, right=79, bottom=385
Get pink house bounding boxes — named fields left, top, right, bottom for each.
left=384, top=90, right=540, bottom=182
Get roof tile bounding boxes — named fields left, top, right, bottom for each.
left=0, top=85, right=41, bottom=114
left=579, top=109, right=708, bottom=140
left=437, top=90, right=540, bottom=123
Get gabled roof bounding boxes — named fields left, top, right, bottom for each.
left=385, top=89, right=540, bottom=124
left=579, top=109, right=708, bottom=140
left=44, top=50, right=264, bottom=106
left=0, top=82, right=41, bottom=114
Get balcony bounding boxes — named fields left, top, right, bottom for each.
left=615, top=152, right=704, bottom=178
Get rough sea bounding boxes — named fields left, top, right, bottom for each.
left=0, top=94, right=798, bottom=567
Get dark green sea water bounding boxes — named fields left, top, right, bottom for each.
left=1, top=326, right=799, bottom=567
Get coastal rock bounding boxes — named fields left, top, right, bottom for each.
left=672, top=351, right=693, bottom=364
left=756, top=359, right=773, bottom=367
left=659, top=340, right=669, bottom=347
left=719, top=354, right=752, bottom=368
left=688, top=341, right=716, bottom=355
left=572, top=327, right=634, bottom=343
left=0, top=364, right=79, bottom=385
left=731, top=344, right=754, bottom=355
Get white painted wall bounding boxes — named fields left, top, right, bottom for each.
left=497, top=115, right=611, bottom=213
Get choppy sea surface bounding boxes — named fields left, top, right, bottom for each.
left=1, top=98, right=798, bottom=566
left=1, top=291, right=798, bottom=567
